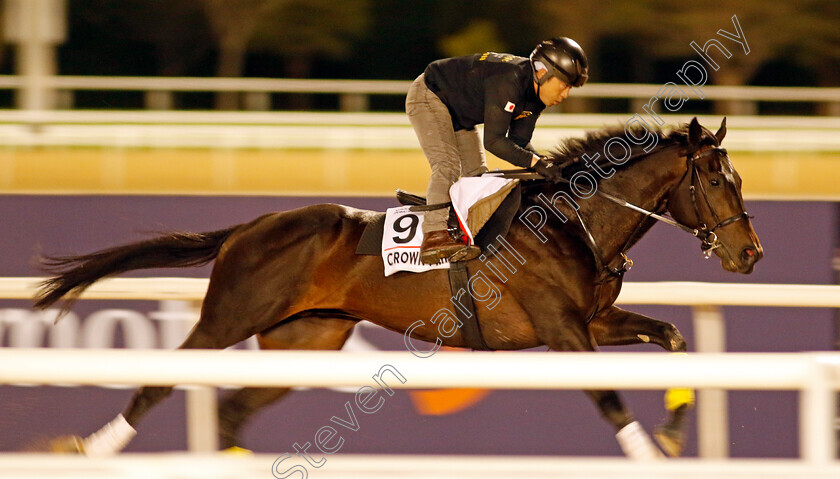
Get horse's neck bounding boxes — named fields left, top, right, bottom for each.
left=579, top=145, right=687, bottom=261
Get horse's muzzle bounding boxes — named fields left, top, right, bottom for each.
left=736, top=244, right=763, bottom=274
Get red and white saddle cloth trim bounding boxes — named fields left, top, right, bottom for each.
left=449, top=175, right=518, bottom=245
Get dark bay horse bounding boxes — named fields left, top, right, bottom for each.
left=34, top=117, right=761, bottom=458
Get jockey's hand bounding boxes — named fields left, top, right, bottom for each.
left=533, top=156, right=563, bottom=183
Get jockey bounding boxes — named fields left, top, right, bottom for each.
left=406, top=37, right=589, bottom=265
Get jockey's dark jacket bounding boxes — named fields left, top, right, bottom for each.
left=423, top=52, right=546, bottom=168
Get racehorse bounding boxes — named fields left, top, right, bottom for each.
left=33, top=117, right=761, bottom=459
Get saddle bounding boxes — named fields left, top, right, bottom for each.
left=356, top=183, right=521, bottom=256
left=355, top=183, right=522, bottom=351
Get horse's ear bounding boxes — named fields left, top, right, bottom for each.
left=715, top=117, right=727, bottom=144
left=688, top=117, right=702, bottom=148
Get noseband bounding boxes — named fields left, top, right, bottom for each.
left=517, top=143, right=753, bottom=277
left=682, top=147, right=751, bottom=257
left=573, top=145, right=752, bottom=277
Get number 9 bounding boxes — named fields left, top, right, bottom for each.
left=392, top=214, right=419, bottom=244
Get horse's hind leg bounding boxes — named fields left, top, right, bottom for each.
left=122, top=323, right=242, bottom=424
left=588, top=306, right=693, bottom=457
left=74, top=312, right=260, bottom=456
left=218, top=314, right=358, bottom=450
left=219, top=387, right=291, bottom=450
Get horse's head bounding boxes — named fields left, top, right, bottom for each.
left=666, top=117, right=763, bottom=274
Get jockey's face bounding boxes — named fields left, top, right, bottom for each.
left=537, top=76, right=572, bottom=107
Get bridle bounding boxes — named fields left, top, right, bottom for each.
left=500, top=144, right=753, bottom=277
left=567, top=145, right=752, bottom=277
left=675, top=146, right=752, bottom=255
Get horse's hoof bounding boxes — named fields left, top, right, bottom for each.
left=664, top=325, right=687, bottom=352
left=653, top=425, right=684, bottom=457
left=46, top=435, right=85, bottom=454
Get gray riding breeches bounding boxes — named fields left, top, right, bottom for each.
left=406, top=74, right=488, bottom=233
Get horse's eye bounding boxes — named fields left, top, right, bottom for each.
left=710, top=179, right=721, bottom=187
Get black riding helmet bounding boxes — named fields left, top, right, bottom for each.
left=530, top=37, right=589, bottom=88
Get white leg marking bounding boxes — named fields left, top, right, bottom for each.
left=616, top=420, right=664, bottom=460
left=82, top=414, right=137, bottom=456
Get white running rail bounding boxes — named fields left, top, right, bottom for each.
left=0, top=454, right=837, bottom=479
left=620, top=281, right=840, bottom=307
left=0, top=349, right=837, bottom=471
left=2, top=277, right=840, bottom=307
left=1, top=277, right=838, bottom=465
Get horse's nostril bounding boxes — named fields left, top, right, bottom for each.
left=742, top=247, right=756, bottom=261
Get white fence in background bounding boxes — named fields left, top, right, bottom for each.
left=0, top=75, right=838, bottom=150
left=0, top=277, right=838, bottom=465
left=1, top=74, right=839, bottom=112
left=0, top=110, right=838, bottom=151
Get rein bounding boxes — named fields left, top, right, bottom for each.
left=587, top=146, right=750, bottom=276
left=501, top=145, right=751, bottom=278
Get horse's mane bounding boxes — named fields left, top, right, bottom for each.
left=522, top=121, right=718, bottom=255
left=546, top=122, right=718, bottom=180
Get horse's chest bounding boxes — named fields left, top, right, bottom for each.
left=588, top=279, right=623, bottom=320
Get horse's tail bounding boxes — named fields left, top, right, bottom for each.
left=33, top=226, right=240, bottom=312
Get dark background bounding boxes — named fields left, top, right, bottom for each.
left=2, top=1, right=836, bottom=114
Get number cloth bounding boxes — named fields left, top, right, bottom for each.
left=381, top=206, right=451, bottom=276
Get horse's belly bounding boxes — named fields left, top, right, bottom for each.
left=345, top=273, right=540, bottom=350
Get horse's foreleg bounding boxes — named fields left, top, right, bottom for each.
left=534, top=310, right=663, bottom=460
left=588, top=306, right=686, bottom=352
left=583, top=390, right=663, bottom=460
left=589, top=306, right=693, bottom=457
